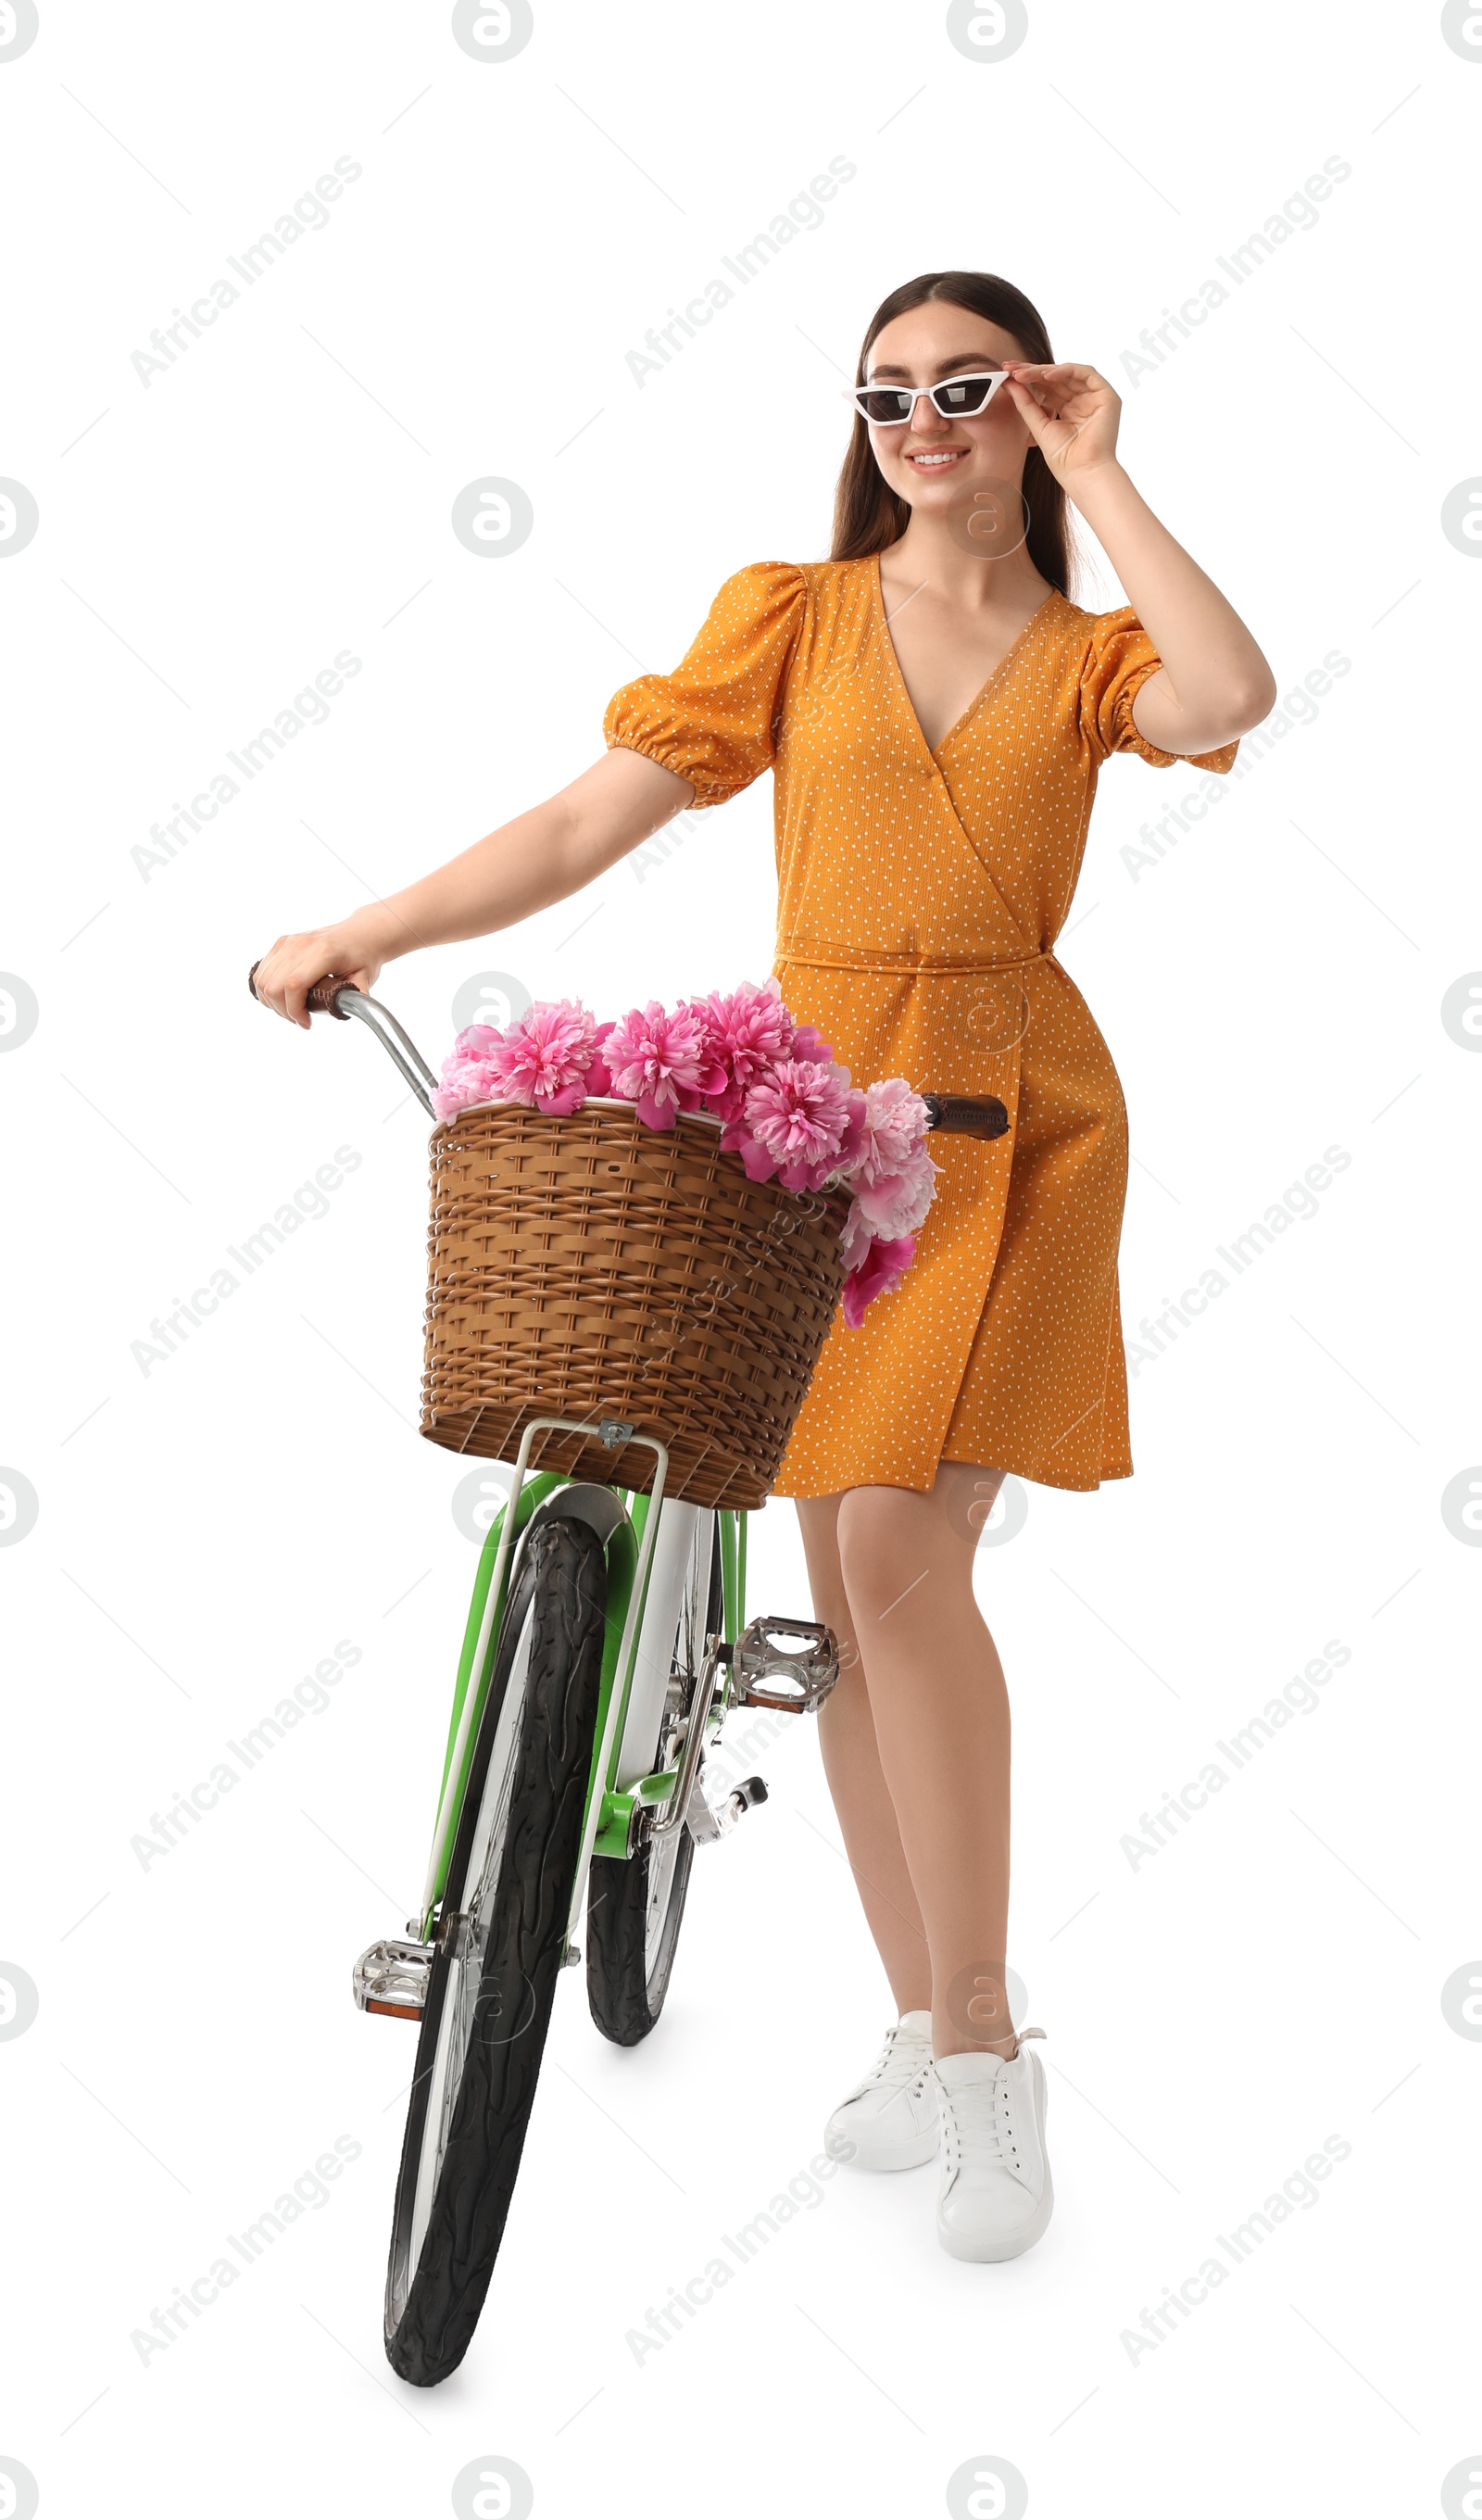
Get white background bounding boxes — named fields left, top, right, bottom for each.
left=3, top=2, right=1479, bottom=2514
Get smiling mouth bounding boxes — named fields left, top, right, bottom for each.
left=905, top=448, right=970, bottom=470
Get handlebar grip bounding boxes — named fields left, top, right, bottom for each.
left=247, top=961, right=351, bottom=1019
left=921, top=1093, right=1011, bottom=1140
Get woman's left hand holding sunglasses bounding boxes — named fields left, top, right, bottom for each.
left=1003, top=361, right=1122, bottom=483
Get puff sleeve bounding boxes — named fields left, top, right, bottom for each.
left=603, top=561, right=808, bottom=808
left=1078, top=605, right=1239, bottom=775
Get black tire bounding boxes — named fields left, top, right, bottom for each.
left=585, top=1516, right=722, bottom=2047
left=383, top=1514, right=607, bottom=2387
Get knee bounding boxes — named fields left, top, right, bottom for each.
left=835, top=1489, right=935, bottom=1630
left=806, top=1579, right=866, bottom=1695
left=792, top=1536, right=864, bottom=1695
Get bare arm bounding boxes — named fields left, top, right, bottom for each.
left=252, top=747, right=696, bottom=1027
left=1004, top=359, right=1278, bottom=757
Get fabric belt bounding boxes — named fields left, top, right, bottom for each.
left=774, top=941, right=1053, bottom=976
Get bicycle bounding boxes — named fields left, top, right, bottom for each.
left=249, top=966, right=1010, bottom=2387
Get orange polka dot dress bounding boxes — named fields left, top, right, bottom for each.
left=604, top=557, right=1238, bottom=1498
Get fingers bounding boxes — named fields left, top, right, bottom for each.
left=1005, top=377, right=1051, bottom=440
left=1005, top=360, right=1117, bottom=413
left=251, top=939, right=289, bottom=1019
left=253, top=924, right=383, bottom=1031
left=258, top=956, right=295, bottom=1025
left=283, top=968, right=314, bottom=1030
left=1005, top=359, right=1109, bottom=385
left=252, top=936, right=329, bottom=1029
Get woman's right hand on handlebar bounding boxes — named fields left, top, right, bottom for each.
left=251, top=921, right=389, bottom=1028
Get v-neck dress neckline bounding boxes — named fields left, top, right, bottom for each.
left=872, top=554, right=1063, bottom=764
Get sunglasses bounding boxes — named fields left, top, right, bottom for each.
left=845, top=370, right=1011, bottom=426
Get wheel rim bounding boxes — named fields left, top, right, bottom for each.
left=643, top=1825, right=684, bottom=1977
left=391, top=1602, right=534, bottom=2325
left=640, top=1517, right=719, bottom=1988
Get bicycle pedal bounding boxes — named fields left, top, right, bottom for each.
left=352, top=1936, right=431, bottom=2022
left=688, top=1768, right=769, bottom=1845
left=732, top=1616, right=839, bottom=1715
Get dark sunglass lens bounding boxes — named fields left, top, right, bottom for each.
left=934, top=373, right=998, bottom=415
left=860, top=388, right=913, bottom=422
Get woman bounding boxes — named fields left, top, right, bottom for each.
left=252, top=271, right=1275, bottom=2265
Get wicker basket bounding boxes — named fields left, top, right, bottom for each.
left=419, top=1099, right=852, bottom=1509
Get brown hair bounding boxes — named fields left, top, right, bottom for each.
left=830, top=270, right=1077, bottom=598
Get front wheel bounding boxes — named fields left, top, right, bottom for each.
left=383, top=1514, right=608, bottom=2387
left=585, top=1513, right=722, bottom=2046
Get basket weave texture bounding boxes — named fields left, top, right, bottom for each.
left=420, top=1100, right=852, bottom=1509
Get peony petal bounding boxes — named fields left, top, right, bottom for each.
left=737, top=1132, right=779, bottom=1181
left=536, top=1081, right=587, bottom=1116
left=840, top=1232, right=916, bottom=1325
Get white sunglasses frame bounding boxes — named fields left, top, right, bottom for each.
left=843, top=370, right=1013, bottom=426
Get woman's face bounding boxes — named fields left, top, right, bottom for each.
left=860, top=303, right=1034, bottom=518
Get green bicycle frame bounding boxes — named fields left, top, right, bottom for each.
left=415, top=1459, right=747, bottom=1942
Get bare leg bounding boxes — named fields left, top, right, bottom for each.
left=802, top=1465, right=1016, bottom=2060
left=796, top=1493, right=932, bottom=2013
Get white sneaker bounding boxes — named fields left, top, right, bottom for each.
left=824, top=2010, right=938, bottom=2169
left=934, top=2031, right=1052, bottom=2261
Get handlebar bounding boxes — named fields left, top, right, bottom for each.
left=919, top=1092, right=1010, bottom=1141
left=246, top=966, right=1010, bottom=1140
left=248, top=962, right=354, bottom=1020
left=247, top=962, right=439, bottom=1115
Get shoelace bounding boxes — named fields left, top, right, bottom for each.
left=940, top=2072, right=1008, bottom=2167
left=846, top=2020, right=934, bottom=2102
left=939, top=2029, right=1046, bottom=2173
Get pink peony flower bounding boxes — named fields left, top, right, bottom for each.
left=431, top=1002, right=611, bottom=1122
left=839, top=1076, right=931, bottom=1185
left=842, top=1234, right=916, bottom=1327
left=731, top=1057, right=854, bottom=1191
left=603, top=1000, right=729, bottom=1130
left=849, top=1141, right=938, bottom=1241
left=484, top=999, right=607, bottom=1116
left=432, top=1053, right=503, bottom=1122
left=829, top=1080, right=939, bottom=1320
left=433, top=1022, right=506, bottom=1120
left=685, top=977, right=796, bottom=1123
